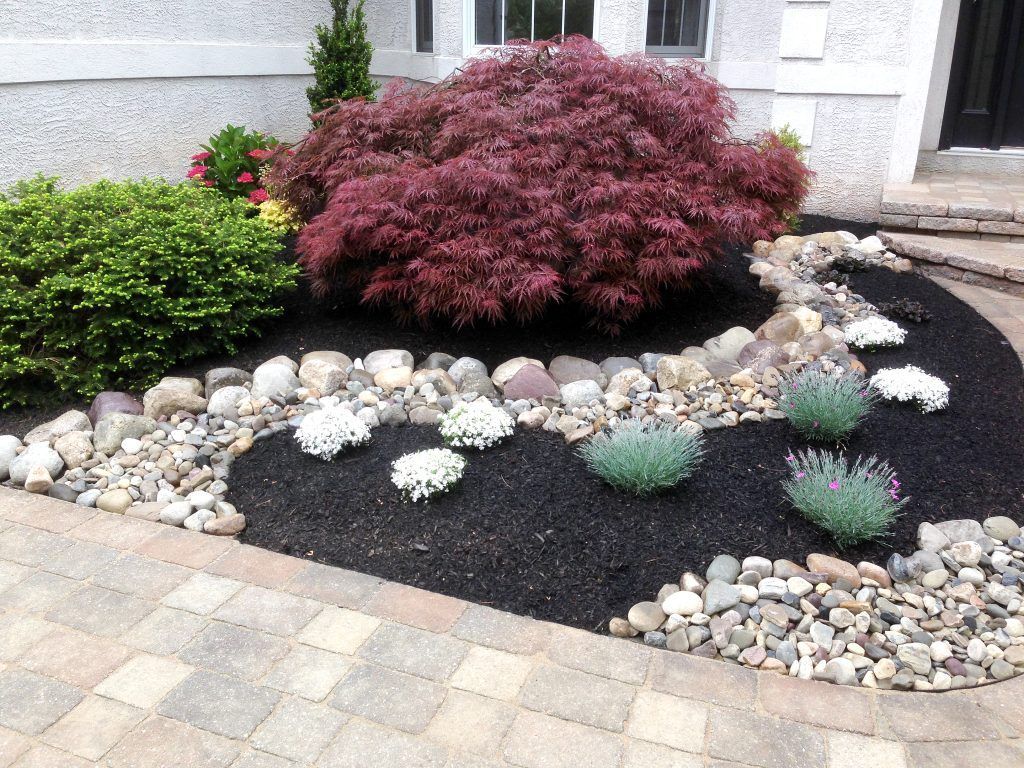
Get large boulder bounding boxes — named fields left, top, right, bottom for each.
left=93, top=413, right=158, bottom=455
left=458, top=371, right=497, bottom=397
left=154, top=377, right=204, bottom=396
left=24, top=410, right=91, bottom=445
left=791, top=307, right=823, bottom=335
left=9, top=442, right=64, bottom=486
left=204, top=368, right=252, bottom=398
left=0, top=435, right=22, bottom=482
left=656, top=356, right=711, bottom=391
left=298, top=359, right=348, bottom=393
left=417, top=352, right=457, bottom=371
left=87, top=392, right=143, bottom=425
left=548, top=356, right=607, bottom=389
left=492, top=357, right=544, bottom=389
left=737, top=340, right=790, bottom=374
left=142, top=386, right=208, bottom=419
left=374, top=366, right=413, bottom=393
left=447, top=357, right=488, bottom=385
left=53, top=431, right=93, bottom=469
left=411, top=368, right=457, bottom=395
left=560, top=380, right=604, bottom=408
left=754, top=313, right=803, bottom=345
left=363, top=349, right=414, bottom=375
left=250, top=362, right=301, bottom=400
left=299, top=351, right=353, bottom=370
left=503, top=364, right=559, bottom=401
left=599, top=357, right=643, bottom=379
left=605, top=368, right=651, bottom=397
left=206, top=386, right=251, bottom=418
left=702, top=327, right=756, bottom=363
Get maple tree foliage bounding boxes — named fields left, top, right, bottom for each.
left=272, top=36, right=810, bottom=331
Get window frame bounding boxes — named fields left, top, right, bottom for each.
left=412, top=0, right=435, bottom=53
left=463, top=0, right=603, bottom=53
left=644, top=0, right=713, bottom=58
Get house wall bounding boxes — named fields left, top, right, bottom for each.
left=0, top=0, right=949, bottom=221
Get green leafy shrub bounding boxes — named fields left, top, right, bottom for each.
left=0, top=176, right=298, bottom=407
left=188, top=124, right=286, bottom=202
left=307, top=0, right=376, bottom=114
left=779, top=369, right=877, bottom=443
left=579, top=420, right=705, bottom=496
left=768, top=123, right=806, bottom=232
left=783, top=449, right=906, bottom=548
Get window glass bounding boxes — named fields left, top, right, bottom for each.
left=646, top=0, right=709, bottom=56
left=474, top=0, right=594, bottom=44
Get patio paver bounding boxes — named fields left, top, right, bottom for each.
left=0, top=486, right=1020, bottom=766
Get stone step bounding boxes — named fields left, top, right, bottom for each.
left=880, top=173, right=1024, bottom=237
left=878, top=231, right=1024, bottom=297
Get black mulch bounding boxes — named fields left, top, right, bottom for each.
left=228, top=262, right=1024, bottom=631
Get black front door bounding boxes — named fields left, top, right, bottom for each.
left=941, top=0, right=1024, bottom=150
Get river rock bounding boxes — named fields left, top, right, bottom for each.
left=207, top=386, right=250, bottom=418
left=143, top=386, right=208, bottom=419
left=806, top=553, right=861, bottom=588
left=503, top=365, right=559, bottom=401
left=933, top=519, right=984, bottom=544
left=374, top=366, right=413, bottom=393
left=447, top=357, right=488, bottom=385
left=206, top=513, right=247, bottom=535
left=96, top=489, right=133, bottom=515
left=754, top=313, right=803, bottom=344
left=983, top=516, right=1021, bottom=542
left=559, top=380, right=604, bottom=408
left=656, top=355, right=711, bottom=391
left=599, top=357, right=643, bottom=379
left=627, top=601, right=666, bottom=632
left=363, top=349, right=414, bottom=375
left=737, top=340, right=789, bottom=374
left=492, top=357, right=545, bottom=389
left=87, top=391, right=144, bottom=424
left=93, top=414, right=158, bottom=455
left=706, top=554, right=742, bottom=584
left=702, top=580, right=741, bottom=615
left=204, top=367, right=253, bottom=397
left=24, top=410, right=91, bottom=444
left=548, top=355, right=607, bottom=388
left=53, top=431, right=93, bottom=469
left=8, top=443, right=63, bottom=485
left=23, top=465, right=53, bottom=494
left=250, top=363, right=301, bottom=400
left=917, top=522, right=951, bottom=552
left=0, top=435, right=23, bottom=481
left=702, top=327, right=756, bottom=362
left=299, top=359, right=348, bottom=393
left=662, top=590, right=703, bottom=616
left=300, top=351, right=353, bottom=370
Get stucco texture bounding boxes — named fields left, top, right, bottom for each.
left=0, top=76, right=314, bottom=189
left=711, top=0, right=783, bottom=61
left=825, top=0, right=914, bottom=67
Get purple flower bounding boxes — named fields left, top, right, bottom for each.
left=785, top=453, right=796, bottom=463
left=812, top=420, right=819, bottom=428
left=828, top=480, right=840, bottom=491
left=796, top=471, right=806, bottom=479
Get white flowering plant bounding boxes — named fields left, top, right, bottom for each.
left=437, top=398, right=514, bottom=450
left=391, top=448, right=467, bottom=502
left=843, top=317, right=907, bottom=349
left=869, top=365, right=949, bottom=413
left=294, top=405, right=371, bottom=460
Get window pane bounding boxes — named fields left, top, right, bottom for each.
left=679, top=0, right=702, bottom=47
left=534, top=0, right=562, bottom=40
left=506, top=0, right=532, bottom=40
left=416, top=0, right=433, bottom=52
left=563, top=0, right=594, bottom=37
left=476, top=0, right=502, bottom=44
left=647, top=0, right=666, bottom=46
left=646, top=0, right=707, bottom=54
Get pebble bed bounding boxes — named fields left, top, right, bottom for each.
left=3, top=230, right=1021, bottom=688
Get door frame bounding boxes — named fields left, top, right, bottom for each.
left=940, top=0, right=1024, bottom=150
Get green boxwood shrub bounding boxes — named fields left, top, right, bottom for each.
left=0, top=176, right=298, bottom=407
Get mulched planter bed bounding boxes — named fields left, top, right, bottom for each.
left=227, top=261, right=1024, bottom=631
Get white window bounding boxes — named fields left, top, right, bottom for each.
left=415, top=0, right=433, bottom=52
left=646, top=0, right=710, bottom=57
left=474, top=0, right=594, bottom=46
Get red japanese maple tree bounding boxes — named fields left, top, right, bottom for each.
left=274, top=36, right=810, bottom=331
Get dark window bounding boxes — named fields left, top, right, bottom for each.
left=474, top=0, right=593, bottom=45
left=646, top=0, right=710, bottom=57
left=416, top=0, right=433, bottom=52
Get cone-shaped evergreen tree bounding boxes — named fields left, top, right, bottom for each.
left=306, top=0, right=376, bottom=114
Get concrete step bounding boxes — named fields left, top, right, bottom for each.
left=878, top=231, right=1024, bottom=297
left=880, top=172, right=1024, bottom=237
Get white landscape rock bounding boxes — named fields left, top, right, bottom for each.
left=250, top=363, right=301, bottom=400
left=206, top=386, right=251, bottom=418
left=23, top=410, right=92, bottom=444
left=8, top=442, right=64, bottom=486
left=0, top=435, right=23, bottom=481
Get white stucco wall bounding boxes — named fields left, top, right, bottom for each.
left=1, top=0, right=952, bottom=221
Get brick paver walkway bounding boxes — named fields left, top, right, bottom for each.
left=931, top=275, right=1024, bottom=364
left=0, top=488, right=1021, bottom=768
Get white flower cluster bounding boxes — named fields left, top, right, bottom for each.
left=869, top=365, right=949, bottom=413
left=294, top=405, right=371, bottom=460
left=391, top=448, right=467, bottom=502
left=843, top=316, right=907, bottom=348
left=437, top=398, right=514, bottom=450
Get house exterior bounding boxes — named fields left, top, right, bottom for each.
left=1, top=0, right=1021, bottom=222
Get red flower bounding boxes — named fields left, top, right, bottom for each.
left=186, top=165, right=207, bottom=179
left=247, top=149, right=273, bottom=160
left=248, top=188, right=270, bottom=204
left=237, top=172, right=255, bottom=183
left=190, top=151, right=212, bottom=162
left=204, top=180, right=215, bottom=187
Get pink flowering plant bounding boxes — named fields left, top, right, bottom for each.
left=780, top=369, right=878, bottom=443
left=188, top=124, right=289, bottom=203
left=783, top=449, right=906, bottom=548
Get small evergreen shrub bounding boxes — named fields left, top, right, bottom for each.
left=391, top=448, right=467, bottom=501
left=780, top=370, right=877, bottom=443
left=188, top=124, right=286, bottom=203
left=274, top=37, right=810, bottom=332
left=783, top=449, right=906, bottom=548
left=579, top=420, right=705, bottom=496
left=306, top=0, right=376, bottom=114
left=869, top=365, right=949, bottom=413
left=295, top=405, right=371, bottom=459
left=0, top=177, right=298, bottom=407
left=438, top=398, right=515, bottom=450
left=768, top=123, right=806, bottom=233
